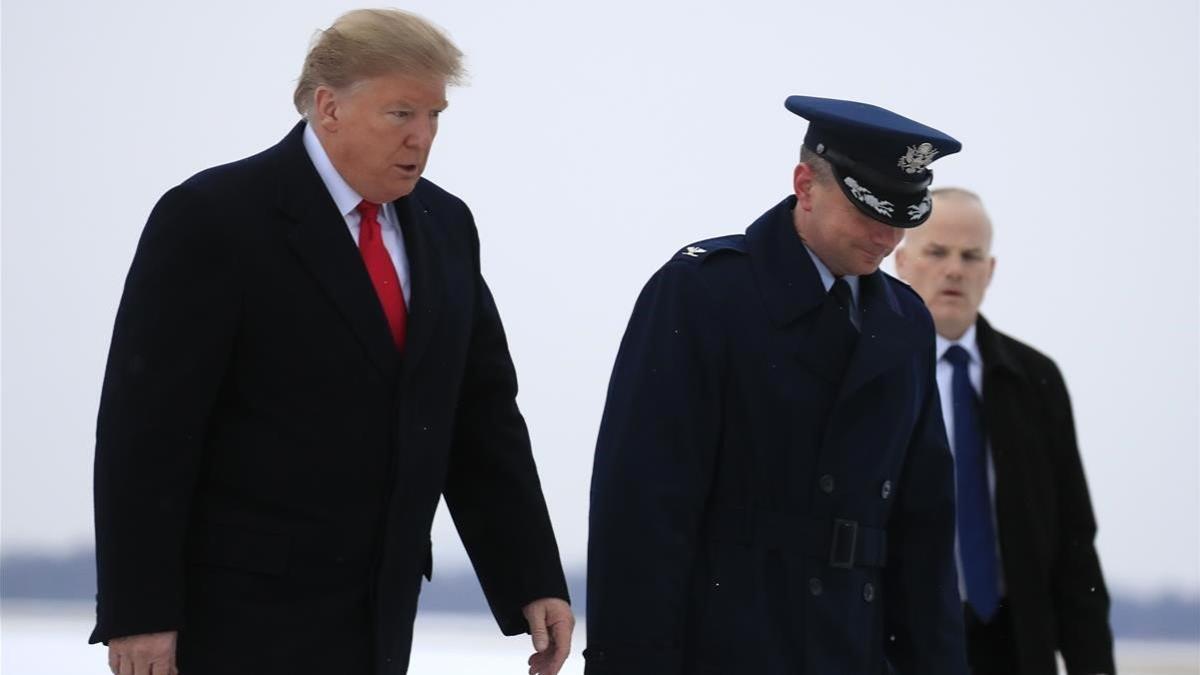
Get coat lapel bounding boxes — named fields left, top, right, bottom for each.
left=976, top=315, right=1028, bottom=382
left=273, top=123, right=399, bottom=375
left=746, top=197, right=844, bottom=382
left=394, top=190, right=444, bottom=377
left=747, top=196, right=825, bottom=327
left=976, top=314, right=1030, bottom=468
left=836, top=272, right=925, bottom=401
left=800, top=302, right=861, bottom=385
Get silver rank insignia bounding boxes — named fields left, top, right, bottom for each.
left=896, top=142, right=940, bottom=174
left=681, top=246, right=707, bottom=258
left=907, top=196, right=932, bottom=221
left=843, top=177, right=895, bottom=218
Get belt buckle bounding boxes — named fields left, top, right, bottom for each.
left=829, top=518, right=859, bottom=569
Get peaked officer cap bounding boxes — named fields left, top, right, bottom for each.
left=786, top=95, right=962, bottom=227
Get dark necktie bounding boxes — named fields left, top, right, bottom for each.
left=830, top=278, right=856, bottom=332
left=945, top=344, right=1000, bottom=621
left=818, top=278, right=859, bottom=382
left=356, top=201, right=407, bottom=350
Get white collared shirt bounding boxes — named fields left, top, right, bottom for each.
left=935, top=322, right=1006, bottom=597
left=302, top=123, right=412, bottom=305
left=803, top=246, right=861, bottom=328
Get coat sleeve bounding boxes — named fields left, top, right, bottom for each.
left=1043, top=363, right=1115, bottom=674
left=883, top=340, right=969, bottom=674
left=91, top=185, right=242, bottom=644
left=442, top=210, right=569, bottom=637
left=584, top=262, right=724, bottom=675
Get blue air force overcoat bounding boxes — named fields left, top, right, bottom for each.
left=585, top=196, right=968, bottom=674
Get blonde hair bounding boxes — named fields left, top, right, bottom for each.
left=293, top=9, right=466, bottom=117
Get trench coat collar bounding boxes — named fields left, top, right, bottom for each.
left=837, top=270, right=925, bottom=400
left=746, top=195, right=827, bottom=327
left=746, top=194, right=927, bottom=396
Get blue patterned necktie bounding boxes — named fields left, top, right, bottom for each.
left=944, top=344, right=1000, bottom=621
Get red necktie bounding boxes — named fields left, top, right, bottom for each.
left=356, top=201, right=407, bottom=350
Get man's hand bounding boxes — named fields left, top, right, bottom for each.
left=108, top=631, right=177, bottom=675
left=522, top=597, right=574, bottom=675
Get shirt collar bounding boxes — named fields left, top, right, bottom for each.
left=803, top=244, right=860, bottom=306
left=936, top=321, right=981, bottom=364
left=302, top=122, right=365, bottom=219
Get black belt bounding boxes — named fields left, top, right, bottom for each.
left=707, top=506, right=888, bottom=569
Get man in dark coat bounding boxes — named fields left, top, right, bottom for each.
left=90, top=9, right=572, bottom=675
left=585, top=96, right=969, bottom=674
left=894, top=188, right=1114, bottom=675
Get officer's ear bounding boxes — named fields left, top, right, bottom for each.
left=794, top=163, right=817, bottom=212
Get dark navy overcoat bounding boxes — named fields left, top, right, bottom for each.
left=90, top=123, right=568, bottom=674
left=585, top=196, right=968, bottom=674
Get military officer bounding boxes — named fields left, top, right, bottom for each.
left=585, top=96, right=968, bottom=675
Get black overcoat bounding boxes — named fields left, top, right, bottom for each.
left=975, top=316, right=1114, bottom=675
left=90, top=123, right=568, bottom=675
left=585, top=196, right=968, bottom=675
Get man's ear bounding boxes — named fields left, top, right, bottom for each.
left=794, top=163, right=816, bottom=212
left=313, top=85, right=342, bottom=133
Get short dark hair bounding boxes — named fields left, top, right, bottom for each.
left=799, top=145, right=836, bottom=185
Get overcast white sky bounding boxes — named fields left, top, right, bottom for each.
left=3, top=0, right=1197, bottom=598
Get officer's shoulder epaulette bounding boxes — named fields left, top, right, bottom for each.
left=887, top=275, right=924, bottom=304
left=884, top=275, right=933, bottom=323
left=669, top=234, right=746, bottom=264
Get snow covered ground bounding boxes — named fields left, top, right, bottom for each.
left=2, top=601, right=1195, bottom=675
left=2, top=602, right=574, bottom=675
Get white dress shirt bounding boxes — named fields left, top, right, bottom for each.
left=935, top=323, right=1006, bottom=597
left=302, top=123, right=412, bottom=305
left=803, top=245, right=861, bottom=328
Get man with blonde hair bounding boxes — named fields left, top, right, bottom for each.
left=894, top=188, right=1114, bottom=675
left=90, top=9, right=573, bottom=675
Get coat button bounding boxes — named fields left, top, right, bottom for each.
left=809, top=578, right=823, bottom=596
left=863, top=582, right=876, bottom=603
left=880, top=480, right=893, bottom=499
left=819, top=474, right=835, bottom=494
